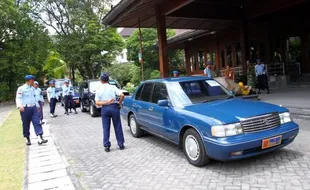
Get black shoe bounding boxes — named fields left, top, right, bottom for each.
left=104, top=147, right=110, bottom=152
left=41, top=121, right=45, bottom=125
left=69, top=110, right=72, bottom=113
left=119, top=146, right=125, bottom=150
left=75, top=111, right=78, bottom=114
left=65, top=112, right=69, bottom=115
left=38, top=136, right=48, bottom=145
left=25, top=137, right=31, bottom=146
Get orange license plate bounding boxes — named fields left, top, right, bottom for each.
left=262, top=135, right=282, bottom=149
left=75, top=100, right=79, bottom=104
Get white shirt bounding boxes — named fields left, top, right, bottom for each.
left=16, top=84, right=40, bottom=108
left=95, top=83, right=122, bottom=102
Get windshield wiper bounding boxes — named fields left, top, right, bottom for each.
left=226, top=95, right=235, bottom=99
left=202, top=99, right=217, bottom=103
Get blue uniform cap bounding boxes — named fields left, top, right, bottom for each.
left=49, top=80, right=55, bottom=84
left=65, top=79, right=70, bottom=83
left=207, top=61, right=211, bottom=65
left=25, top=75, right=35, bottom=80
left=173, top=70, right=179, bottom=75
left=34, top=81, right=39, bottom=85
left=100, top=72, right=109, bottom=81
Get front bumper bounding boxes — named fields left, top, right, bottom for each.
left=203, top=122, right=299, bottom=161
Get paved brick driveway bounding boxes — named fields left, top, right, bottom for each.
left=47, top=105, right=310, bottom=190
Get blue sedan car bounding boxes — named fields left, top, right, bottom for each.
left=121, top=77, right=299, bottom=166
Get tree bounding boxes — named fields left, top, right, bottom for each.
left=0, top=0, right=51, bottom=101
left=126, top=28, right=185, bottom=78
left=29, top=0, right=124, bottom=80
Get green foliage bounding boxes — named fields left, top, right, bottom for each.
left=150, top=70, right=161, bottom=79
left=30, top=0, right=124, bottom=80
left=126, top=28, right=184, bottom=73
left=0, top=0, right=51, bottom=101
left=104, top=63, right=140, bottom=87
left=44, top=51, right=67, bottom=79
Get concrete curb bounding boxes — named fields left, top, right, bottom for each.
left=49, top=127, right=84, bottom=190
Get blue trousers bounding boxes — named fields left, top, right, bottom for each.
left=39, top=101, right=43, bottom=121
left=101, top=104, right=125, bottom=147
left=64, top=95, right=76, bottom=112
left=50, top=98, right=57, bottom=114
left=20, top=106, right=43, bottom=138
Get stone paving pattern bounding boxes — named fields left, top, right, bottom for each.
left=46, top=104, right=310, bottom=190
left=28, top=120, right=75, bottom=190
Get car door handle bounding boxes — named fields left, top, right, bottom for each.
left=149, top=107, right=154, bottom=111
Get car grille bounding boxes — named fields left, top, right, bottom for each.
left=241, top=113, right=280, bottom=133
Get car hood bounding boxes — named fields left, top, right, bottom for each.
left=183, top=98, right=288, bottom=124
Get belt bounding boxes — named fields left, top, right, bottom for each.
left=23, top=104, right=35, bottom=107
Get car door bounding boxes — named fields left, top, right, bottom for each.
left=149, top=83, right=177, bottom=141
left=133, top=83, right=155, bottom=131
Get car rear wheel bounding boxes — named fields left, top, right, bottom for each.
left=183, top=128, right=210, bottom=167
left=90, top=102, right=99, bottom=117
left=129, top=114, right=143, bottom=138
left=80, top=100, right=87, bottom=112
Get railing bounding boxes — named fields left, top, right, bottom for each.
left=267, top=62, right=285, bottom=76
left=219, top=65, right=243, bottom=76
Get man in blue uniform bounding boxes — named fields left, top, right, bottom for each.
left=255, top=59, right=270, bottom=94
left=47, top=80, right=58, bottom=118
left=33, top=81, right=44, bottom=124
left=173, top=70, right=180, bottom=77
left=16, top=75, right=48, bottom=146
left=62, top=79, right=78, bottom=115
left=95, top=72, right=125, bottom=152
left=204, top=61, right=212, bottom=78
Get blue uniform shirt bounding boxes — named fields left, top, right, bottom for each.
left=47, top=86, right=58, bottom=101
left=62, top=85, right=74, bottom=96
left=204, top=67, right=212, bottom=78
left=95, top=83, right=122, bottom=103
left=34, top=87, right=44, bottom=102
left=255, top=64, right=266, bottom=76
left=16, top=84, right=40, bottom=108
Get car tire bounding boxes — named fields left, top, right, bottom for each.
left=80, top=100, right=87, bottom=112
left=183, top=128, right=210, bottom=167
left=90, top=102, right=98, bottom=117
left=129, top=114, right=143, bottom=138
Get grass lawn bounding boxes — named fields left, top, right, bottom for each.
left=0, top=110, right=25, bottom=190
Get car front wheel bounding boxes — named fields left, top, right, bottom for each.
left=80, top=100, right=87, bottom=112
left=183, top=128, right=210, bottom=167
left=90, top=102, right=99, bottom=117
left=129, top=114, right=143, bottom=138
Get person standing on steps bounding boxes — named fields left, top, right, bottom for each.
left=173, top=70, right=180, bottom=77
left=255, top=59, right=270, bottom=94
left=62, top=79, right=78, bottom=115
left=33, top=81, right=45, bottom=124
left=95, top=72, right=125, bottom=152
left=47, top=80, right=58, bottom=118
left=16, top=75, right=48, bottom=146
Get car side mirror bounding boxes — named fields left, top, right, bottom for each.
left=158, top=99, right=169, bottom=107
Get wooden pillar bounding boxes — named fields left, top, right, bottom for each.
left=216, top=34, right=221, bottom=71
left=156, top=6, right=169, bottom=78
left=240, top=21, right=249, bottom=74
left=184, top=44, right=191, bottom=76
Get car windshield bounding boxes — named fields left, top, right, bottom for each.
left=89, top=81, right=101, bottom=93
left=168, top=79, right=232, bottom=107
left=55, top=80, right=65, bottom=88
left=109, top=80, right=121, bottom=89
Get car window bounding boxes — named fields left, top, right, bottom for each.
left=135, top=84, right=144, bottom=100
left=140, top=83, right=154, bottom=102
left=151, top=83, right=168, bottom=103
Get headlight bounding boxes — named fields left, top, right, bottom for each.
left=211, top=123, right=243, bottom=137
left=279, top=112, right=292, bottom=124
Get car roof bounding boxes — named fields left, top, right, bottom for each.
left=142, top=76, right=211, bottom=83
